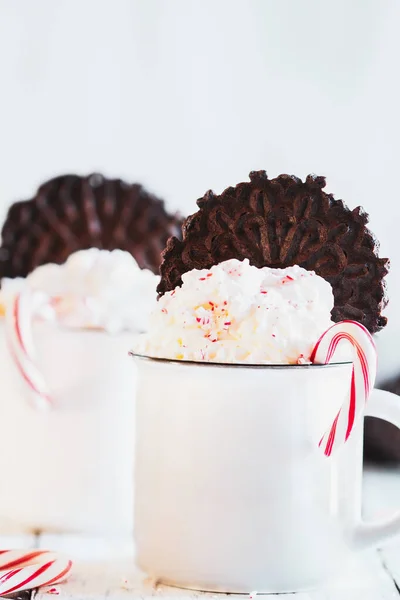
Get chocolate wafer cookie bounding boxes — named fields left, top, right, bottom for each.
left=158, top=170, right=388, bottom=333
left=0, top=173, right=182, bottom=278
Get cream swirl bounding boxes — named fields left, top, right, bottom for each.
left=1, top=248, right=159, bottom=333
left=136, top=259, right=335, bottom=364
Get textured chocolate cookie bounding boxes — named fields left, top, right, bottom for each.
left=0, top=173, right=182, bottom=278
left=158, top=170, right=388, bottom=333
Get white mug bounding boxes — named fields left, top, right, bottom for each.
left=133, top=356, right=400, bottom=593
left=0, top=321, right=136, bottom=534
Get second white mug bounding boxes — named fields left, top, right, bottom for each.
left=0, top=322, right=136, bottom=534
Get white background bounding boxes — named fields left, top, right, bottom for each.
left=0, top=0, right=399, bottom=382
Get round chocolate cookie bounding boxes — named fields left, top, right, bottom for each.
left=158, top=170, right=389, bottom=333
left=0, top=173, right=182, bottom=278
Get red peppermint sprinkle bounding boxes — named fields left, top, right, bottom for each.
left=161, top=308, right=168, bottom=314
left=199, top=277, right=206, bottom=281
left=205, top=332, right=218, bottom=342
left=282, top=275, right=294, bottom=284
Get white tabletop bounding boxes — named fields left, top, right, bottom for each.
left=3, top=465, right=400, bottom=600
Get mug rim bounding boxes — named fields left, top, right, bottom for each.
left=129, top=351, right=352, bottom=370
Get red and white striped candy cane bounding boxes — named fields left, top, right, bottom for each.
left=5, top=288, right=53, bottom=410
left=0, top=550, right=72, bottom=595
left=311, top=320, right=377, bottom=457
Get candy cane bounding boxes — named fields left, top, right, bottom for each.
left=311, top=320, right=377, bottom=457
left=0, top=550, right=72, bottom=595
left=5, top=288, right=53, bottom=410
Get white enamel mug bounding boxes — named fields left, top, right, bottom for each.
left=133, top=356, right=400, bottom=593
left=0, top=321, right=136, bottom=534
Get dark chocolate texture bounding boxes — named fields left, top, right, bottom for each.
left=158, top=170, right=388, bottom=334
left=0, top=173, right=182, bottom=278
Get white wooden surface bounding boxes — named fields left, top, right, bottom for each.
left=3, top=466, right=400, bottom=600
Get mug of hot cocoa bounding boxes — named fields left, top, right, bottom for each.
left=131, top=171, right=399, bottom=593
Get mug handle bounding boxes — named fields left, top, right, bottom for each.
left=352, top=388, right=400, bottom=549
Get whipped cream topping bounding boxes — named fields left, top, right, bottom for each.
left=1, top=249, right=159, bottom=334
left=136, top=259, right=335, bottom=364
